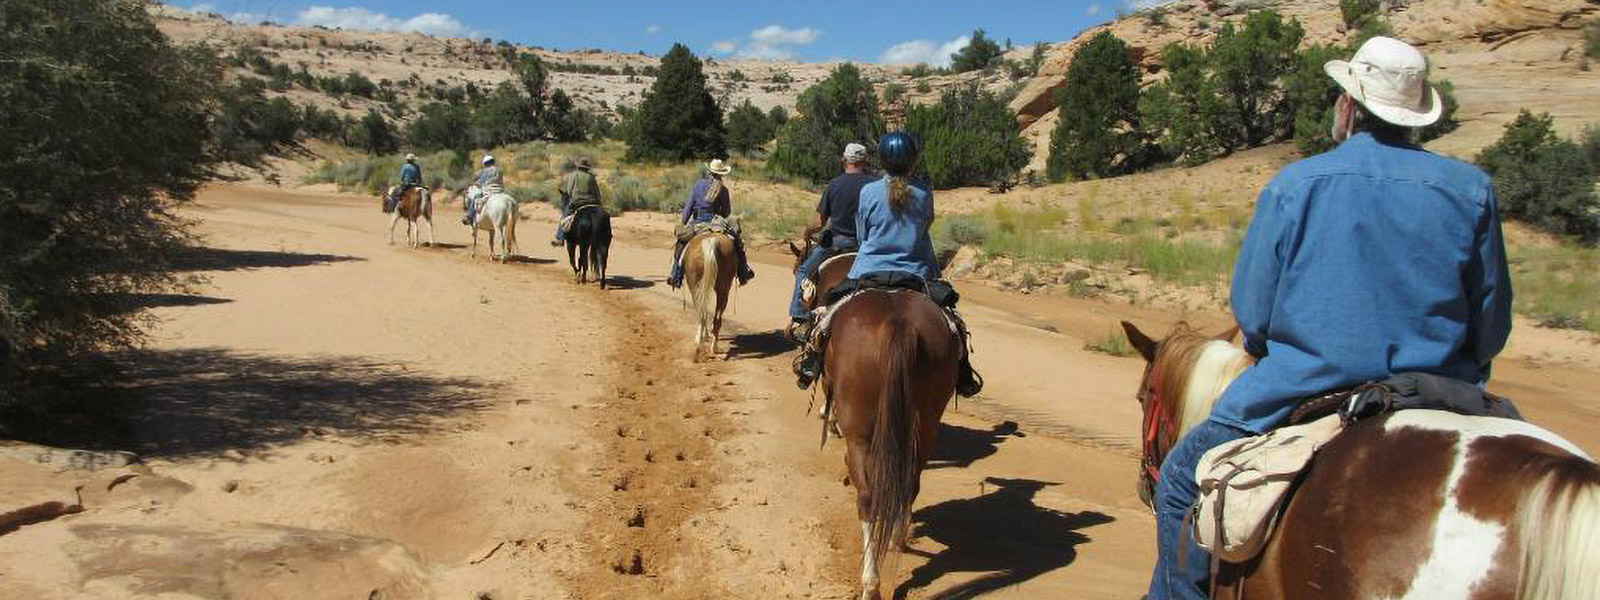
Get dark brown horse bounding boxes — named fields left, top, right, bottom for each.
left=682, top=231, right=735, bottom=360
left=1121, top=321, right=1600, bottom=599
left=787, top=239, right=856, bottom=326
left=826, top=289, right=960, bottom=600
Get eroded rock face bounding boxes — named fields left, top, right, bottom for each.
left=1392, top=0, right=1599, bottom=44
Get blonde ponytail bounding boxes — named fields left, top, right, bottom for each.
left=888, top=176, right=910, bottom=213
left=705, top=174, right=724, bottom=206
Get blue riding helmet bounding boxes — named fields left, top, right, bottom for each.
left=878, top=132, right=920, bottom=169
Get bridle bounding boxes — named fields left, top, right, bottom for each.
left=1136, top=352, right=1177, bottom=510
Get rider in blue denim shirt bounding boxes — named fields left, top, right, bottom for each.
left=1146, top=38, right=1513, bottom=600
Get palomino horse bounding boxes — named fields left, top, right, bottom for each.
left=1120, top=321, right=1600, bottom=599
left=826, top=290, right=960, bottom=600
left=382, top=186, right=435, bottom=248
left=682, top=231, right=735, bottom=360
left=565, top=205, right=611, bottom=288
left=464, top=186, right=519, bottom=262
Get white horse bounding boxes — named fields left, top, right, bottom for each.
left=465, top=185, right=519, bottom=262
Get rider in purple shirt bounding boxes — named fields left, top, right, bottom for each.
left=667, top=159, right=754, bottom=288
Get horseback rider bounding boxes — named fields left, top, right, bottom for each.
left=792, top=132, right=983, bottom=397
left=464, top=154, right=501, bottom=225
left=667, top=159, right=755, bottom=288
left=1144, top=37, right=1511, bottom=600
left=399, top=152, right=422, bottom=192
left=787, top=142, right=874, bottom=331
left=555, top=156, right=602, bottom=245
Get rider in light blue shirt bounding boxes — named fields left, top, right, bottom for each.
left=1146, top=38, right=1513, bottom=600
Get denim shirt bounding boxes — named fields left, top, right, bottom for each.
left=848, top=176, right=940, bottom=281
left=680, top=177, right=730, bottom=224
left=475, top=166, right=502, bottom=189
left=399, top=163, right=421, bottom=186
left=1212, top=132, right=1513, bottom=433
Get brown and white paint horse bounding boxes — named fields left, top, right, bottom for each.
left=1121, top=321, right=1600, bottom=599
left=682, top=231, right=735, bottom=360
left=826, top=289, right=960, bottom=600
left=383, top=186, right=435, bottom=248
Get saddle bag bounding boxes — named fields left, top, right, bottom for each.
left=1190, top=414, right=1342, bottom=563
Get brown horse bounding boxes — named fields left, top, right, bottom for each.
left=1121, top=321, right=1600, bottom=599
left=826, top=289, right=960, bottom=600
left=682, top=231, right=735, bottom=360
left=383, top=186, right=434, bottom=248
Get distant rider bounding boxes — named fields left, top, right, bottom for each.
left=792, top=132, right=982, bottom=397
left=788, top=142, right=874, bottom=335
left=667, top=159, right=755, bottom=288
left=555, top=156, right=602, bottom=245
left=464, top=154, right=502, bottom=225
left=1142, top=37, right=1512, bottom=600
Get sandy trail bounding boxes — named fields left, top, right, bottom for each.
left=2, top=183, right=1595, bottom=599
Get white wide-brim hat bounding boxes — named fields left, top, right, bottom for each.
left=405, top=153, right=417, bottom=161
left=707, top=159, right=732, bottom=175
left=481, top=154, right=495, bottom=165
left=1324, top=36, right=1442, bottom=128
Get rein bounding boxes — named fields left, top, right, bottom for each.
left=1138, top=360, right=1178, bottom=499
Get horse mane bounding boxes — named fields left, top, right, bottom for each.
left=1154, top=324, right=1253, bottom=436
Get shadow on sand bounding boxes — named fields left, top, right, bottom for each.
left=725, top=330, right=798, bottom=360
left=9, top=348, right=494, bottom=459
left=506, top=255, right=557, bottom=265
left=115, top=294, right=234, bottom=311
left=894, top=477, right=1115, bottom=600
left=602, top=275, right=655, bottom=290
left=171, top=247, right=362, bottom=272
left=928, top=421, right=1021, bottom=470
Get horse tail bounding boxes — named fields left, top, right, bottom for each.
left=866, top=317, right=921, bottom=570
left=691, top=237, right=718, bottom=333
left=1515, top=453, right=1600, bottom=600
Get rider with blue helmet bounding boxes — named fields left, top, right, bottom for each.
left=793, top=132, right=982, bottom=397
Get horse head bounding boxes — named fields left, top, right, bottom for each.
left=787, top=238, right=812, bottom=275
left=1121, top=320, right=1249, bottom=510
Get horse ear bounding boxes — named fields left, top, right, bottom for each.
left=1216, top=326, right=1240, bottom=343
left=1121, top=321, right=1158, bottom=362
left=786, top=240, right=803, bottom=257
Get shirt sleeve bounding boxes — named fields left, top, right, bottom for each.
left=1231, top=183, right=1290, bottom=359
left=1467, top=185, right=1513, bottom=380
left=816, top=184, right=831, bottom=219
left=680, top=182, right=697, bottom=224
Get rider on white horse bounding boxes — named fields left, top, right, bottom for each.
left=464, top=154, right=502, bottom=226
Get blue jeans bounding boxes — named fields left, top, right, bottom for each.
left=553, top=201, right=570, bottom=242
left=788, top=245, right=830, bottom=319
left=1147, top=419, right=1253, bottom=600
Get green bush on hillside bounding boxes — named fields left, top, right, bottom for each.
left=951, top=29, right=1004, bottom=73
left=725, top=100, right=778, bottom=154
left=1209, top=11, right=1304, bottom=149
left=1476, top=111, right=1599, bottom=244
left=904, top=85, right=1031, bottom=188
left=1139, top=43, right=1227, bottom=165
left=625, top=44, right=726, bottom=162
left=770, top=63, right=884, bottom=184
left=1046, top=31, right=1142, bottom=181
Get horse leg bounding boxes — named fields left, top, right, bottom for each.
left=388, top=212, right=400, bottom=245
left=425, top=215, right=436, bottom=247
left=845, top=441, right=882, bottom=600
left=471, top=226, right=479, bottom=259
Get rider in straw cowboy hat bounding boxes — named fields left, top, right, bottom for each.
left=667, top=158, right=754, bottom=287
left=386, top=152, right=423, bottom=208
left=464, top=154, right=502, bottom=225
left=1143, top=37, right=1511, bottom=599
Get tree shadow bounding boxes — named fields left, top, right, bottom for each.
left=725, top=330, right=798, bottom=360
left=894, top=477, right=1115, bottom=600
left=928, top=421, right=1020, bottom=470
left=602, top=275, right=655, bottom=290
left=6, top=347, right=494, bottom=459
left=171, top=247, right=362, bottom=272
left=115, top=294, right=233, bottom=311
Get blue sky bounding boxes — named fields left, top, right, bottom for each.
left=183, top=1, right=1162, bottom=65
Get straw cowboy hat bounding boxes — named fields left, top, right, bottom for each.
left=1324, top=37, right=1442, bottom=128
left=574, top=156, right=593, bottom=170
left=706, top=158, right=732, bottom=176
left=405, top=152, right=417, bottom=161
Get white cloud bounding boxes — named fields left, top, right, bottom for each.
left=646, top=24, right=661, bottom=34
left=188, top=2, right=215, bottom=13
left=291, top=6, right=479, bottom=38
left=1087, top=4, right=1102, bottom=15
left=712, top=25, right=820, bottom=60
left=879, top=36, right=970, bottom=68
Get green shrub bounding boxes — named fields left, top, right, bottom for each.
left=1, top=0, right=219, bottom=410
left=770, top=63, right=884, bottom=184
left=1140, top=42, right=1227, bottom=165
left=1580, top=123, right=1600, bottom=174
left=725, top=100, right=777, bottom=154
left=904, top=85, right=1031, bottom=189
left=1476, top=110, right=1599, bottom=244
left=625, top=44, right=726, bottom=162
left=1339, top=0, right=1382, bottom=29
left=1587, top=19, right=1600, bottom=59
left=1208, top=11, right=1304, bottom=149
left=951, top=28, right=1003, bottom=73
left=1047, top=31, right=1142, bottom=181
